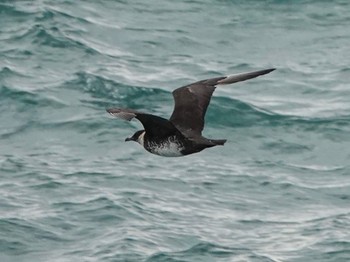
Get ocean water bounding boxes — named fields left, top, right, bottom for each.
left=1, top=0, right=350, bottom=261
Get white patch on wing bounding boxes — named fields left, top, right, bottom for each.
left=188, top=86, right=196, bottom=94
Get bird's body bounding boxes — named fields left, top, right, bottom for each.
left=139, top=131, right=226, bottom=157
left=107, top=68, right=275, bottom=157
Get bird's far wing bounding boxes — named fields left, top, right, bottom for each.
left=169, top=79, right=222, bottom=137
left=169, top=68, right=275, bottom=136
left=107, top=108, right=181, bottom=138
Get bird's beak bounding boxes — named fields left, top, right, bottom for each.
left=125, top=137, right=132, bottom=142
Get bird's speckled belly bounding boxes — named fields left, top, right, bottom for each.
left=146, top=139, right=184, bottom=157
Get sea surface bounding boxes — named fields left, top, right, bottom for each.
left=1, top=1, right=350, bottom=261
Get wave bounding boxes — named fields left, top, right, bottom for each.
left=0, top=218, right=68, bottom=256
left=2, top=24, right=95, bottom=57
left=0, top=67, right=29, bottom=78
left=34, top=8, right=91, bottom=25
left=0, top=85, right=64, bottom=108
left=0, top=2, right=39, bottom=17
left=6, top=24, right=96, bottom=53
left=146, top=241, right=278, bottom=262
left=0, top=2, right=90, bottom=27
left=64, top=72, right=171, bottom=109
left=208, top=95, right=350, bottom=130
left=1, top=5, right=129, bottom=59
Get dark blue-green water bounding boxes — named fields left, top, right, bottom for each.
left=1, top=1, right=350, bottom=261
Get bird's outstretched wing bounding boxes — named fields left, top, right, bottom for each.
left=169, top=68, right=275, bottom=136
left=107, top=108, right=181, bottom=139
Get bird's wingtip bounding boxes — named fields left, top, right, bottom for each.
left=106, top=108, right=116, bottom=114
left=106, top=108, right=117, bottom=115
left=216, top=67, right=276, bottom=85
left=262, top=68, right=276, bottom=74
left=106, top=108, right=137, bottom=121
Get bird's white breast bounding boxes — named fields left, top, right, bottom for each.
left=148, top=138, right=184, bottom=157
left=153, top=142, right=183, bottom=157
left=137, top=131, right=146, bottom=145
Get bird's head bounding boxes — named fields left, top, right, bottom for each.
left=125, top=130, right=145, bottom=145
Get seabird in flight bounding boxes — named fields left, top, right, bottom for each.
left=107, top=68, right=275, bottom=157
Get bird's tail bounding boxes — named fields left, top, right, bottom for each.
left=210, top=139, right=227, bottom=146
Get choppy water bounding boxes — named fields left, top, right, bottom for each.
left=1, top=1, right=350, bottom=261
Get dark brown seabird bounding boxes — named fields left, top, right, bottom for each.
left=107, top=68, right=275, bottom=157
